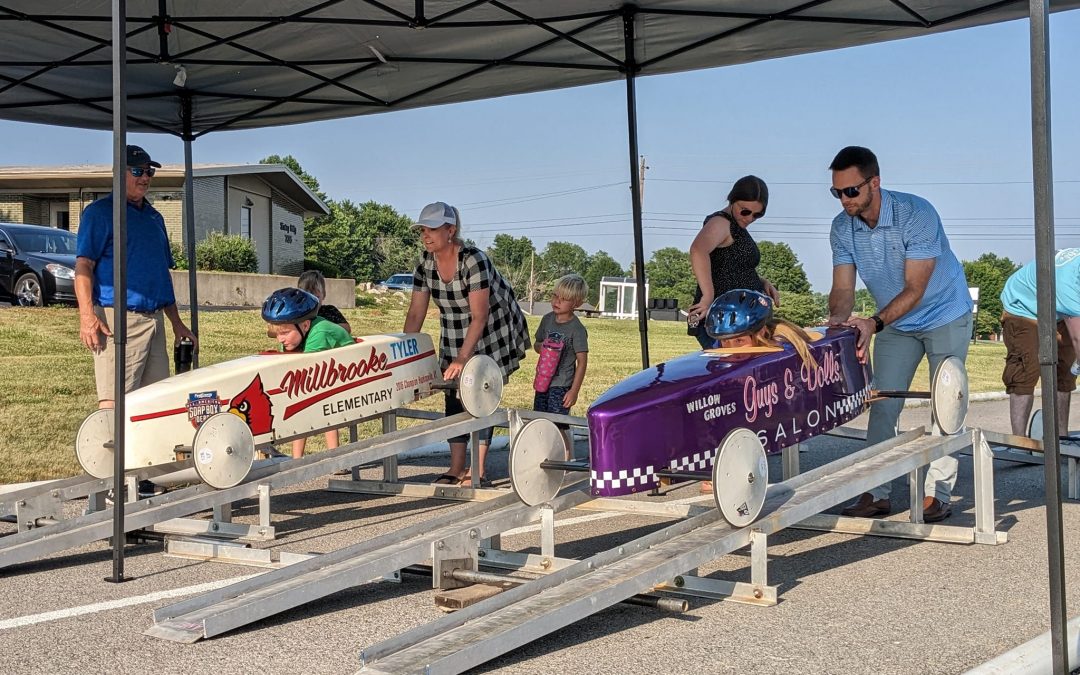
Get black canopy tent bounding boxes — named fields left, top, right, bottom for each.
left=0, top=1, right=1073, bottom=668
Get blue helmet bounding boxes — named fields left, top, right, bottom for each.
left=705, top=289, right=773, bottom=339
left=262, top=288, right=319, bottom=325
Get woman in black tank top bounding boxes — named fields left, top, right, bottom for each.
left=686, top=175, right=780, bottom=349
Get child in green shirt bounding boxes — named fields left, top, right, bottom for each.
left=262, top=287, right=352, bottom=457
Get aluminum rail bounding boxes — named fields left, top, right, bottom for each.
left=358, top=428, right=975, bottom=674
left=146, top=486, right=589, bottom=643
left=964, top=613, right=1080, bottom=674
left=0, top=412, right=502, bottom=571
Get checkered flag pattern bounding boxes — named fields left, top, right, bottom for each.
left=591, top=465, right=656, bottom=490
left=669, top=447, right=717, bottom=473
left=414, top=247, right=530, bottom=378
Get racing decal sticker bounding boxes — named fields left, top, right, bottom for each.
left=186, top=391, right=222, bottom=429
left=228, top=374, right=274, bottom=435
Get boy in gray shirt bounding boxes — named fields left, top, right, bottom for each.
left=533, top=274, right=590, bottom=419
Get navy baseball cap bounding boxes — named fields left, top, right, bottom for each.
left=126, top=145, right=161, bottom=168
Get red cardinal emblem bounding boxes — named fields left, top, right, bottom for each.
left=229, top=374, right=274, bottom=436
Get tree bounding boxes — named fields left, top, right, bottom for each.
left=964, top=253, right=1018, bottom=337
left=853, top=288, right=877, bottom=317
left=305, top=199, right=414, bottom=281
left=645, top=247, right=696, bottom=310
left=774, top=292, right=821, bottom=327
left=757, top=241, right=810, bottom=294
left=538, top=241, right=589, bottom=280
left=487, top=234, right=536, bottom=296
left=260, top=154, right=326, bottom=201
left=584, top=250, right=625, bottom=307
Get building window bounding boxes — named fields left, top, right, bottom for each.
left=55, top=210, right=70, bottom=231
left=240, top=205, right=252, bottom=240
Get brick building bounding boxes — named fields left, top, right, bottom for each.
left=0, top=164, right=328, bottom=275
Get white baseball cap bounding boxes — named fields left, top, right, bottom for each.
left=414, top=201, right=457, bottom=228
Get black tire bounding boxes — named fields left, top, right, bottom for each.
left=14, top=272, right=43, bottom=307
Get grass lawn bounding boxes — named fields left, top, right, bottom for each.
left=0, top=301, right=1007, bottom=483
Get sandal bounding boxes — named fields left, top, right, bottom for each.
left=433, top=473, right=463, bottom=485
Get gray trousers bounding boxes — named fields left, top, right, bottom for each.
left=866, top=312, right=973, bottom=502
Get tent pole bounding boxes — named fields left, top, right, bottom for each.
left=622, top=6, right=649, bottom=369
left=106, top=0, right=129, bottom=584
left=1028, top=1, right=1067, bottom=672
left=181, top=94, right=199, bottom=365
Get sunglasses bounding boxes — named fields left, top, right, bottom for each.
left=129, top=166, right=156, bottom=178
left=738, top=207, right=765, bottom=219
left=830, top=175, right=874, bottom=199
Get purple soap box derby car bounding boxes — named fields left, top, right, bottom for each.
left=508, top=326, right=969, bottom=528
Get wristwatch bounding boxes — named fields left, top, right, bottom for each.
left=871, top=314, right=884, bottom=334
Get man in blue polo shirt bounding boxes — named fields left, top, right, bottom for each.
left=827, top=146, right=972, bottom=522
left=1000, top=249, right=1080, bottom=437
left=75, top=145, right=197, bottom=411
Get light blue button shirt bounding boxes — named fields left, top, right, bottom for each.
left=1001, top=248, right=1080, bottom=320
left=830, top=188, right=972, bottom=332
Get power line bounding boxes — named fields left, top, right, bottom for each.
left=649, top=177, right=1080, bottom=186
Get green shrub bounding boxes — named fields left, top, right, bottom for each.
left=195, top=233, right=258, bottom=273
left=304, top=257, right=340, bottom=279
left=170, top=241, right=189, bottom=270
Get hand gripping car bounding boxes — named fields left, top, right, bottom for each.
left=508, top=290, right=969, bottom=527
left=75, top=304, right=504, bottom=490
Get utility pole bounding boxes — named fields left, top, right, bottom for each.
left=528, top=251, right=535, bottom=314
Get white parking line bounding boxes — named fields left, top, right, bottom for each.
left=500, top=494, right=712, bottom=537
left=0, top=574, right=260, bottom=631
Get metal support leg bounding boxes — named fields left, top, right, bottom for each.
left=481, top=534, right=501, bottom=553
left=782, top=443, right=801, bottom=480
left=972, top=429, right=1000, bottom=544
left=87, top=490, right=107, bottom=514
left=258, top=484, right=271, bottom=530
left=213, top=502, right=232, bottom=524
left=432, top=531, right=479, bottom=590
left=750, top=529, right=768, bottom=593
left=469, top=430, right=481, bottom=489
left=381, top=414, right=398, bottom=482
left=909, top=466, right=925, bottom=524
left=1068, top=456, right=1079, bottom=500
left=125, top=475, right=138, bottom=504
left=540, top=505, right=555, bottom=559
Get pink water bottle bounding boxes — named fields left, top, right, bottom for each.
left=533, top=335, right=565, bottom=393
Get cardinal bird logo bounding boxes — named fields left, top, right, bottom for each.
left=228, top=374, right=274, bottom=435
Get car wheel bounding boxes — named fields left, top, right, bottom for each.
left=14, top=273, right=43, bottom=307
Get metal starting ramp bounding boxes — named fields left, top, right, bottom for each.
left=0, top=412, right=501, bottom=571
left=146, top=485, right=590, bottom=643
left=357, top=428, right=1002, bottom=674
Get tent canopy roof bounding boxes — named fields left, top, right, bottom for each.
left=1, top=1, right=1076, bottom=136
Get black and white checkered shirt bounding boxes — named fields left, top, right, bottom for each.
left=413, top=246, right=530, bottom=378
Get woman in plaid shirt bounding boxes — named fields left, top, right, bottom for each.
left=404, top=201, right=530, bottom=486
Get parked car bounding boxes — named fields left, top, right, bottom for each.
left=0, top=223, right=78, bottom=306
left=377, top=273, right=413, bottom=291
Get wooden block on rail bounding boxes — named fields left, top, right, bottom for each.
left=434, top=584, right=504, bottom=612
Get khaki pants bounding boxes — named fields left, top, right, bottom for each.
left=92, top=306, right=170, bottom=402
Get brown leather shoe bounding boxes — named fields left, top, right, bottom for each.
left=841, top=492, right=891, bottom=518
left=922, top=496, right=952, bottom=523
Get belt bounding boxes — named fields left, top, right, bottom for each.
left=99, top=305, right=161, bottom=317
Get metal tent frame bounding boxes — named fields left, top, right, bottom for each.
left=0, top=1, right=1073, bottom=668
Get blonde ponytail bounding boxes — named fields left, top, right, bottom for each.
left=755, top=319, right=818, bottom=371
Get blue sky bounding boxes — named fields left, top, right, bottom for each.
left=2, top=10, right=1078, bottom=293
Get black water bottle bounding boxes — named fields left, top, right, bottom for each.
left=174, top=337, right=194, bottom=373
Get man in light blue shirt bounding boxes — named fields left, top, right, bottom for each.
left=827, top=146, right=973, bottom=523
left=999, top=250, right=1080, bottom=436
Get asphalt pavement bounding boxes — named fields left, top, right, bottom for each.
left=0, top=397, right=1078, bottom=675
